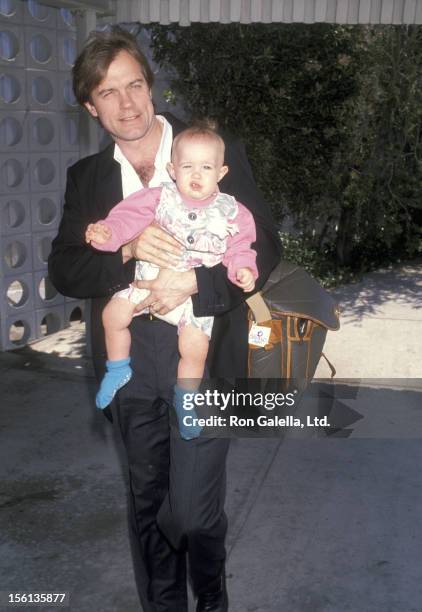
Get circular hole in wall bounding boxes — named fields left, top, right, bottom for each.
left=9, top=319, right=30, bottom=345
left=33, top=116, right=54, bottom=145
left=69, top=306, right=83, bottom=324
left=30, top=33, right=52, bottom=64
left=63, top=79, right=76, bottom=106
left=28, top=0, right=50, bottom=21
left=2, top=158, right=24, bottom=188
left=7, top=279, right=29, bottom=308
left=62, top=37, right=76, bottom=66
left=2, top=198, right=25, bottom=229
left=34, top=157, right=55, bottom=185
left=37, top=236, right=51, bottom=263
left=63, top=115, right=78, bottom=146
left=32, top=75, right=53, bottom=104
left=38, top=276, right=57, bottom=301
left=0, top=73, right=21, bottom=103
left=39, top=313, right=61, bottom=336
left=4, top=240, right=26, bottom=269
left=63, top=156, right=76, bottom=174
left=0, top=116, right=23, bottom=146
left=0, top=30, right=20, bottom=61
left=0, top=1, right=17, bottom=18
left=37, top=197, right=56, bottom=225
left=60, top=8, right=75, bottom=27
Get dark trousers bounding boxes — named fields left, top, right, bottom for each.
left=114, top=317, right=230, bottom=612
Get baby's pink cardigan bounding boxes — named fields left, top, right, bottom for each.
left=91, top=185, right=258, bottom=283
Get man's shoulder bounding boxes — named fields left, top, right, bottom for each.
left=161, top=112, right=187, bottom=136
left=68, top=143, right=115, bottom=178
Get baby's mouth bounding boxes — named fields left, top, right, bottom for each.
left=190, top=182, right=201, bottom=190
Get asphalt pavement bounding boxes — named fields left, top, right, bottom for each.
left=0, top=260, right=421, bottom=612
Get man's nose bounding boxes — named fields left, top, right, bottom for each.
left=119, top=90, right=133, bottom=108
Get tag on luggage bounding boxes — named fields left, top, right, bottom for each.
left=248, top=323, right=271, bottom=347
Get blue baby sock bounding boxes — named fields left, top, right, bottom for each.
left=96, top=358, right=132, bottom=410
left=173, top=385, right=203, bottom=440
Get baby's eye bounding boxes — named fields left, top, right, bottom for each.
left=203, top=165, right=212, bottom=170
left=182, top=164, right=192, bottom=169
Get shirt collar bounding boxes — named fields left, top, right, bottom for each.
left=154, top=115, right=173, bottom=174
left=114, top=115, right=173, bottom=189
left=113, top=115, right=173, bottom=195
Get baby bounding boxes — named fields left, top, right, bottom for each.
left=86, top=125, right=257, bottom=439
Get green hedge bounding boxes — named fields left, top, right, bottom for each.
left=149, top=23, right=422, bottom=282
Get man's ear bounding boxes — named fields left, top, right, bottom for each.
left=166, top=162, right=176, bottom=180
left=218, top=165, right=229, bottom=182
left=84, top=100, right=99, bottom=118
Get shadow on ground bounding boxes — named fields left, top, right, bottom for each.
left=1, top=345, right=422, bottom=611
left=330, top=260, right=421, bottom=322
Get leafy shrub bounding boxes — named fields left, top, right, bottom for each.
left=149, top=23, right=422, bottom=281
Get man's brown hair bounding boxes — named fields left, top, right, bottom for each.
left=72, top=26, right=154, bottom=106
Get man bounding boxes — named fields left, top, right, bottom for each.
left=49, top=27, right=280, bottom=612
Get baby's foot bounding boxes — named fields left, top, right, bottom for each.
left=173, top=385, right=203, bottom=440
left=96, top=358, right=132, bottom=409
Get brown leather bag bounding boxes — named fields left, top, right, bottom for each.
left=246, top=260, right=340, bottom=395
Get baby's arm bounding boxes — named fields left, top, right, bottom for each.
left=89, top=187, right=162, bottom=252
left=234, top=267, right=256, bottom=292
left=223, top=203, right=259, bottom=290
left=85, top=222, right=112, bottom=245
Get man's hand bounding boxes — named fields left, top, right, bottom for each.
left=86, top=222, right=112, bottom=245
left=122, top=222, right=184, bottom=266
left=134, top=268, right=198, bottom=315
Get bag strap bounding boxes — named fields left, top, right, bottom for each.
left=321, top=352, right=336, bottom=378
left=246, top=292, right=271, bottom=323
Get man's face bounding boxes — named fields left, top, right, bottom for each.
left=84, top=50, right=155, bottom=146
left=167, top=139, right=228, bottom=201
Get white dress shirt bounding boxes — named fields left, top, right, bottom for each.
left=113, top=115, right=173, bottom=198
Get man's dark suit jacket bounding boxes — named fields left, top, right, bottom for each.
left=48, top=114, right=281, bottom=380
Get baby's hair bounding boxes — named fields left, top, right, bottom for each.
left=191, top=118, right=219, bottom=132
left=172, top=120, right=225, bottom=161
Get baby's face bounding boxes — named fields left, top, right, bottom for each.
left=169, top=138, right=228, bottom=201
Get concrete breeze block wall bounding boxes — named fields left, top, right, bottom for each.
left=0, top=0, right=84, bottom=350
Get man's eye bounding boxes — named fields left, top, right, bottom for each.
left=101, top=91, right=113, bottom=98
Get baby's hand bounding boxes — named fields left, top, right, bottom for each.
left=85, top=223, right=112, bottom=245
left=235, top=268, right=255, bottom=293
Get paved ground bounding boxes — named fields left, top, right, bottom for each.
left=0, top=261, right=421, bottom=612
left=315, top=260, right=422, bottom=379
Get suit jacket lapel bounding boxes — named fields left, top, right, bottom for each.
left=95, top=144, right=123, bottom=216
